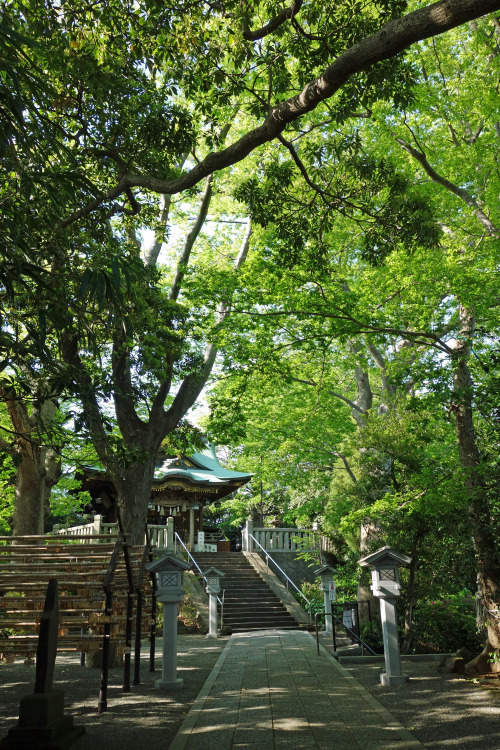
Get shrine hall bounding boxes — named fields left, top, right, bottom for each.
left=78, top=443, right=252, bottom=549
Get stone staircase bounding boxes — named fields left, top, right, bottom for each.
left=193, top=552, right=300, bottom=632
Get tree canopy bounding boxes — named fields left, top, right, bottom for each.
left=1, top=0, right=500, bottom=669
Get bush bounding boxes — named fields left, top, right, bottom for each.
left=411, top=591, right=483, bottom=653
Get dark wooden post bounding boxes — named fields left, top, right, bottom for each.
left=134, top=591, right=143, bottom=686
left=98, top=589, right=113, bottom=713
left=0, top=578, right=84, bottom=749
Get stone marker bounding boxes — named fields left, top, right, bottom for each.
left=359, top=546, right=411, bottom=687
left=0, top=578, right=85, bottom=750
left=145, top=554, right=192, bottom=690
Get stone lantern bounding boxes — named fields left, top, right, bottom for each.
left=314, top=565, right=337, bottom=637
left=145, top=554, right=192, bottom=689
left=203, top=566, right=225, bottom=639
left=358, top=546, right=412, bottom=686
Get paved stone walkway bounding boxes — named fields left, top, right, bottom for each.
left=169, top=630, right=425, bottom=750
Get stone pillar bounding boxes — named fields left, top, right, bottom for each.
left=203, top=567, right=223, bottom=639
left=166, top=517, right=174, bottom=551
left=207, top=592, right=218, bottom=639
left=378, top=598, right=406, bottom=686
left=157, top=602, right=182, bottom=689
left=323, top=590, right=333, bottom=637
left=243, top=518, right=253, bottom=552
left=189, top=509, right=195, bottom=551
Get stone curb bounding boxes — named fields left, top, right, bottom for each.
left=338, top=653, right=452, bottom=664
left=168, top=634, right=235, bottom=750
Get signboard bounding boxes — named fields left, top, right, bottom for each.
left=197, top=531, right=205, bottom=545
left=328, top=581, right=336, bottom=601
left=342, top=609, right=353, bottom=629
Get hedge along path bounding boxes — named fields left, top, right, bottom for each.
left=0, top=530, right=157, bottom=712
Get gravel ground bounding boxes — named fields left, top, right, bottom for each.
left=0, top=635, right=228, bottom=750
left=344, top=660, right=500, bottom=750
left=1, top=637, right=500, bottom=750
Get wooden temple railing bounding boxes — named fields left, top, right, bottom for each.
left=0, top=525, right=156, bottom=712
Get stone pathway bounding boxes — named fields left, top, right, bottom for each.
left=169, top=630, right=424, bottom=750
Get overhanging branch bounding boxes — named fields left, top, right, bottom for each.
left=61, top=0, right=500, bottom=227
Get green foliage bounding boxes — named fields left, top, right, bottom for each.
left=411, top=593, right=483, bottom=654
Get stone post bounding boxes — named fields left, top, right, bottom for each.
left=378, top=597, right=404, bottom=683
left=243, top=518, right=253, bottom=552
left=93, top=514, right=102, bottom=535
left=166, top=516, right=174, bottom=551
left=145, top=554, right=192, bottom=690
left=359, top=546, right=411, bottom=687
left=315, top=566, right=337, bottom=638
left=203, top=567, right=224, bottom=639
left=159, top=600, right=182, bottom=688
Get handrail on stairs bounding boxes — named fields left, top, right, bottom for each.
left=174, top=532, right=223, bottom=614
left=314, top=612, right=377, bottom=656
left=248, top=532, right=312, bottom=620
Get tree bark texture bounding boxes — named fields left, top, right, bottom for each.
left=2, top=393, right=62, bottom=536
left=451, top=305, right=500, bottom=673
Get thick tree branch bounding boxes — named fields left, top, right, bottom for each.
left=395, top=137, right=499, bottom=234
left=162, top=221, right=252, bottom=434
left=169, top=174, right=214, bottom=301
left=241, top=0, right=303, bottom=40
left=62, top=0, right=500, bottom=227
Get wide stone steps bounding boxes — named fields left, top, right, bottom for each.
left=194, top=552, right=299, bottom=632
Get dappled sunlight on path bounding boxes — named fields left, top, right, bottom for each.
left=170, top=630, right=424, bottom=749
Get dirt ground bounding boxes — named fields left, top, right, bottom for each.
left=0, top=635, right=228, bottom=750
left=1, top=636, right=500, bottom=750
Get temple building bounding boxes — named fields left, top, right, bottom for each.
left=79, top=444, right=252, bottom=548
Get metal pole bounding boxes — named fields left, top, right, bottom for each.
left=150, top=590, right=157, bottom=673
left=134, top=591, right=143, bottom=685
left=123, top=591, right=133, bottom=692
left=98, top=590, right=112, bottom=713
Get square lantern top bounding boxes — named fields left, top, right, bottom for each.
left=146, top=553, right=192, bottom=603
left=314, top=564, right=338, bottom=592
left=358, top=546, right=412, bottom=571
left=202, top=566, right=225, bottom=580
left=314, top=565, right=338, bottom=579
left=203, top=566, right=225, bottom=593
left=146, top=553, right=193, bottom=575
left=358, top=546, right=411, bottom=599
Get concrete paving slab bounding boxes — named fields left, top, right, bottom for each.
left=168, top=630, right=426, bottom=750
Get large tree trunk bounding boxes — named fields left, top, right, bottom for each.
left=452, top=306, right=500, bottom=674
left=113, top=456, right=158, bottom=545
left=401, top=528, right=423, bottom=654
left=3, top=391, right=62, bottom=536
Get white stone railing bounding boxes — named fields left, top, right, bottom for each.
left=52, top=515, right=116, bottom=540
left=242, top=521, right=334, bottom=554
left=52, top=515, right=172, bottom=548
left=52, top=515, right=334, bottom=554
